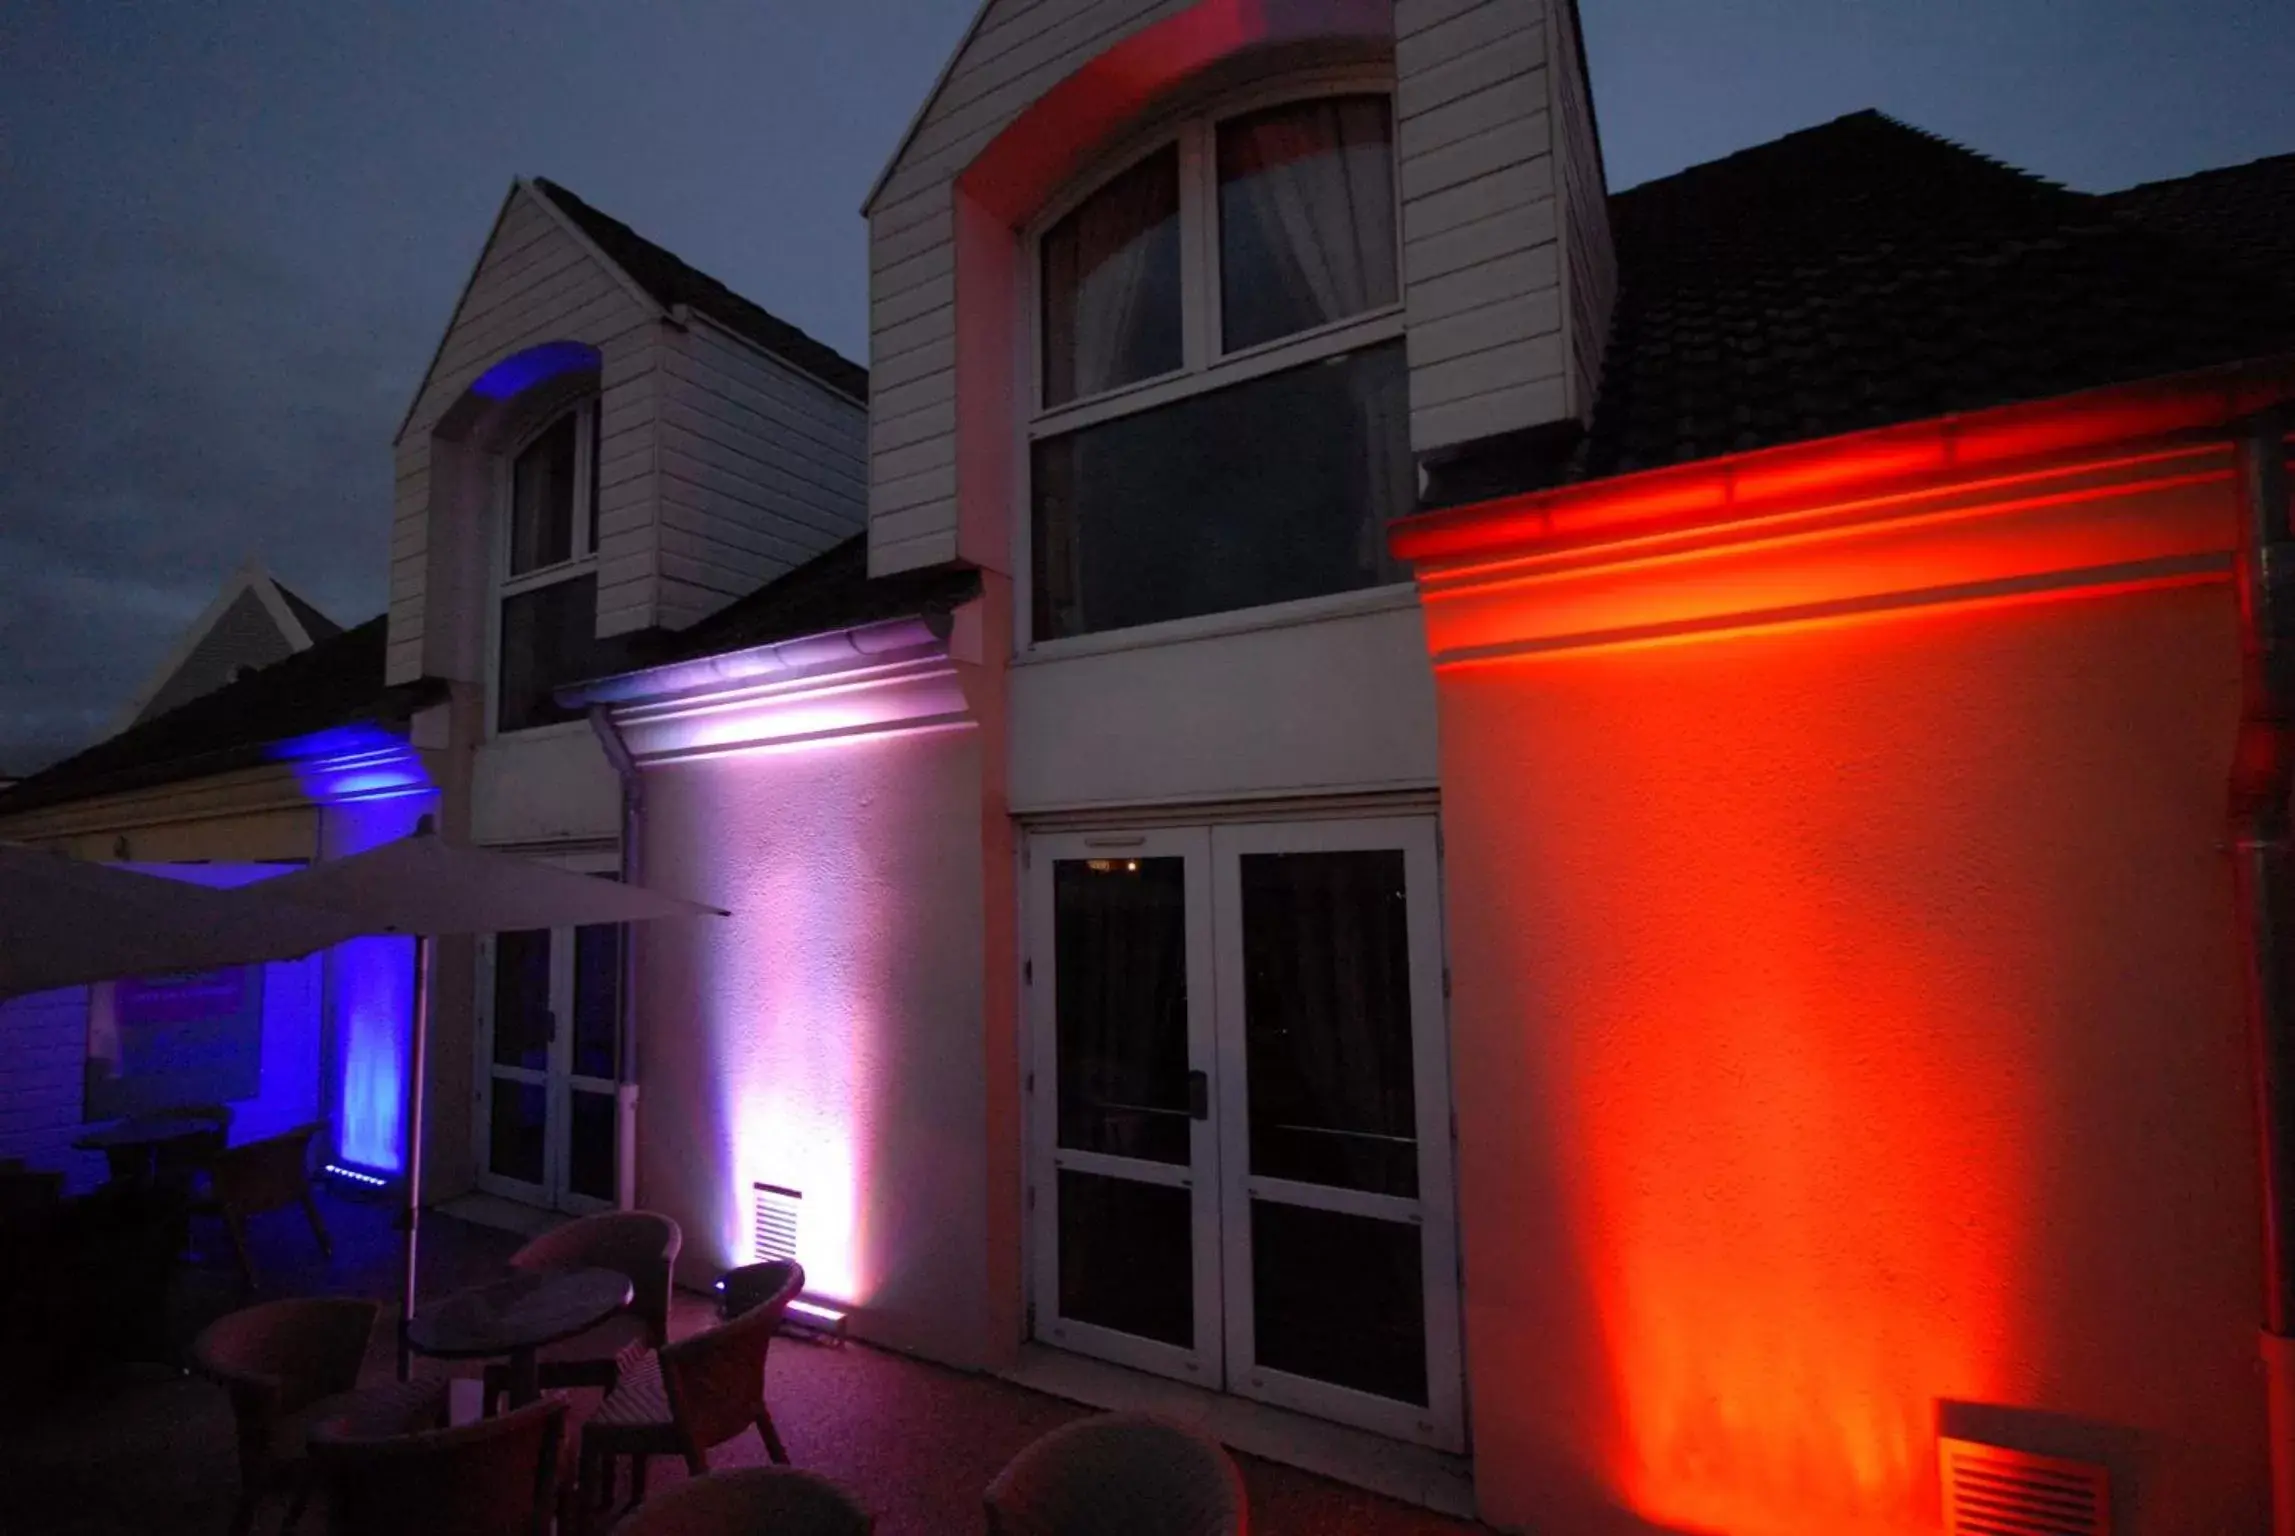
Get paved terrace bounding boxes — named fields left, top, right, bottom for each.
left=2, top=1188, right=1488, bottom=1535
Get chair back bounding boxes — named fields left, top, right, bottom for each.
left=657, top=1264, right=799, bottom=1455
left=510, top=1209, right=681, bottom=1346
left=985, top=1413, right=1249, bottom=1536
left=191, top=1297, right=378, bottom=1488
left=310, top=1392, right=566, bottom=1536
left=205, top=1124, right=320, bottom=1215
left=613, top=1466, right=874, bottom=1536
left=718, top=1258, right=803, bottom=1322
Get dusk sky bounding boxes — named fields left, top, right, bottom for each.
left=3, top=0, right=2291, bottom=773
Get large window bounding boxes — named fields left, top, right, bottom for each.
left=496, top=402, right=616, bottom=732
left=1031, top=89, right=1408, bottom=643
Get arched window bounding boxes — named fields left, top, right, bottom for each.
left=1028, top=80, right=1409, bottom=643
left=493, top=399, right=604, bottom=732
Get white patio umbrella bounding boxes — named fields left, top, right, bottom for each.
left=256, top=825, right=726, bottom=1372
left=0, top=842, right=364, bottom=999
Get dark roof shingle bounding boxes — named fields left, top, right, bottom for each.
left=0, top=618, right=440, bottom=817
left=652, top=535, right=980, bottom=662
left=532, top=178, right=869, bottom=403
left=1576, top=111, right=2295, bottom=480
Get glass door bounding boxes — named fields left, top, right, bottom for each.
left=1210, top=818, right=1462, bottom=1449
left=476, top=881, right=623, bottom=1213
left=1026, top=829, right=1222, bottom=1383
left=1026, top=815, right=1462, bottom=1450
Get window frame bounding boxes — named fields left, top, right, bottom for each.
left=1017, top=69, right=1410, bottom=653
left=488, top=398, right=603, bottom=738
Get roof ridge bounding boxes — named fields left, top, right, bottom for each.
left=2107, top=147, right=2295, bottom=199
left=1613, top=108, right=2070, bottom=204
left=528, top=177, right=869, bottom=402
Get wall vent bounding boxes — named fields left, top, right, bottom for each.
left=1940, top=1437, right=2109, bottom=1536
left=751, top=1181, right=801, bottom=1265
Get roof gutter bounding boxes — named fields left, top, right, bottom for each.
left=559, top=612, right=954, bottom=711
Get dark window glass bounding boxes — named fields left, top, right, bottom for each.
left=1041, top=147, right=1182, bottom=408
left=509, top=412, right=579, bottom=576
left=572, top=923, right=620, bottom=1081
left=488, top=1078, right=547, bottom=1185
left=1053, top=857, right=1191, bottom=1165
left=498, top=573, right=626, bottom=732
left=1251, top=1199, right=1427, bottom=1405
left=1057, top=1169, right=1194, bottom=1347
left=568, top=1087, right=617, bottom=1203
left=1241, top=849, right=1418, bottom=1197
left=1032, top=341, right=1410, bottom=640
left=1218, top=96, right=1398, bottom=353
left=491, top=929, right=552, bottom=1071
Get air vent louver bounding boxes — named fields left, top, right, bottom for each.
left=1940, top=1437, right=2109, bottom=1536
left=751, top=1181, right=801, bottom=1265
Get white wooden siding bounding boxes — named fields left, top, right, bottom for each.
left=654, top=317, right=868, bottom=628
left=1397, top=0, right=1574, bottom=452
left=386, top=188, right=656, bottom=684
left=0, top=989, right=97, bottom=1188
left=863, top=0, right=1190, bottom=576
left=1549, top=0, right=1614, bottom=422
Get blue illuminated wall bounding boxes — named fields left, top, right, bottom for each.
left=275, top=725, right=439, bottom=1176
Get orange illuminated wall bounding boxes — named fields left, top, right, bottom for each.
left=1396, top=377, right=2287, bottom=1534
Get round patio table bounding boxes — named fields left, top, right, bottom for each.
left=406, top=1266, right=634, bottom=1408
left=71, top=1115, right=222, bottom=1184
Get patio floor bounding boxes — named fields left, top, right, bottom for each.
left=2, top=1187, right=1490, bottom=1535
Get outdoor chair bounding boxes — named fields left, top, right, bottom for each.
left=198, top=1122, right=330, bottom=1288
left=309, top=1384, right=568, bottom=1536
left=576, top=1260, right=804, bottom=1531
left=190, top=1296, right=379, bottom=1536
left=482, top=1209, right=682, bottom=1410
left=610, top=1466, right=874, bottom=1536
left=985, top=1413, right=1249, bottom=1536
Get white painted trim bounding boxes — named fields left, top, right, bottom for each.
left=513, top=180, right=671, bottom=333
left=105, top=562, right=314, bottom=736
left=858, top=0, right=1001, bottom=214
left=1013, top=581, right=1419, bottom=669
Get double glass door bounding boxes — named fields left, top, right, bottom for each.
left=1026, top=817, right=1462, bottom=1449
left=477, top=890, right=623, bottom=1212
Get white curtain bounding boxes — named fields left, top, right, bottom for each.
left=1046, top=150, right=1177, bottom=404
left=1221, top=97, right=1398, bottom=334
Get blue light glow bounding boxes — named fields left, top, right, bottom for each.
left=324, top=1163, right=390, bottom=1188
left=273, top=724, right=439, bottom=1177
left=469, top=340, right=601, bottom=401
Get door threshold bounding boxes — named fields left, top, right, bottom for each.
left=1003, top=1344, right=1475, bottom=1519
left=435, top=1191, right=565, bottom=1239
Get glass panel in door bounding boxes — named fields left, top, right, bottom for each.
left=1028, top=830, right=1220, bottom=1383
left=565, top=923, right=621, bottom=1207
left=483, top=928, right=553, bottom=1196
left=1214, top=820, right=1462, bottom=1450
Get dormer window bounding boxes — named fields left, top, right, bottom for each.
left=1029, top=86, right=1408, bottom=643
left=495, top=401, right=604, bottom=732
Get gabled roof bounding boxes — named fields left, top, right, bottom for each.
left=0, top=618, right=443, bottom=819
left=108, top=562, right=342, bottom=736
left=529, top=179, right=869, bottom=402
left=1573, top=111, right=2295, bottom=480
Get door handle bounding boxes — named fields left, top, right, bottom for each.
left=1187, top=1070, right=1209, bottom=1121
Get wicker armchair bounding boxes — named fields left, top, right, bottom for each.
left=483, top=1210, right=681, bottom=1408
left=190, top=1296, right=379, bottom=1536
left=609, top=1467, right=874, bottom=1535
left=200, top=1123, right=330, bottom=1288
left=576, top=1261, right=803, bottom=1532
left=985, top=1413, right=1249, bottom=1536
left=309, top=1385, right=568, bottom=1536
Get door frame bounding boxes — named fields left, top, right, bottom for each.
left=1021, top=811, right=1464, bottom=1449
left=472, top=849, right=622, bottom=1214
left=1208, top=815, right=1464, bottom=1450
left=1025, top=826, right=1224, bottom=1385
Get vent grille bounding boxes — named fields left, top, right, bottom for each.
left=752, top=1182, right=801, bottom=1265
left=1941, top=1437, right=2109, bottom=1536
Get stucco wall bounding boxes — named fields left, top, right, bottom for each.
left=633, top=721, right=997, bottom=1368
left=1436, top=575, right=2264, bottom=1533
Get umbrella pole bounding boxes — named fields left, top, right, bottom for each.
left=396, top=931, right=433, bottom=1382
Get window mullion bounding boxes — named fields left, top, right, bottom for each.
left=1179, top=117, right=1216, bottom=375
